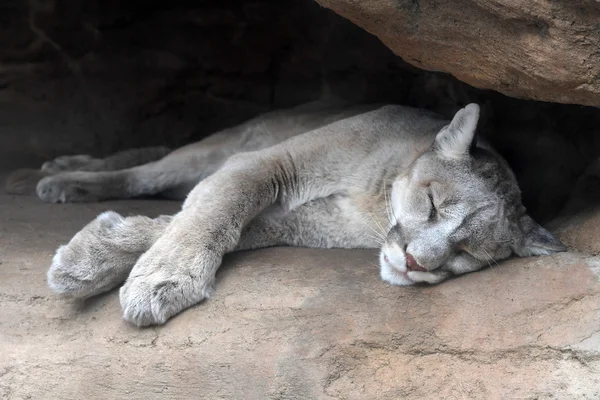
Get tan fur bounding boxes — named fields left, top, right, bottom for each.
left=39, top=101, right=565, bottom=326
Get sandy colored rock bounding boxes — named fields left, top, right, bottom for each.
left=1, top=193, right=599, bottom=399
left=555, top=210, right=600, bottom=256
left=316, top=0, right=600, bottom=107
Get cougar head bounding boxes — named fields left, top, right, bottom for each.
left=380, top=104, right=566, bottom=285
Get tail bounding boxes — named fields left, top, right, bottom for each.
left=5, top=169, right=49, bottom=195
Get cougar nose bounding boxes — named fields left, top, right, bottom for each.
left=405, top=252, right=427, bottom=272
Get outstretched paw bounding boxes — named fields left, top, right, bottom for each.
left=47, top=211, right=145, bottom=298
left=120, top=272, right=211, bottom=326
left=36, top=174, right=99, bottom=203
left=119, top=237, right=216, bottom=326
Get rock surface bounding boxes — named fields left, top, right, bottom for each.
left=1, top=193, right=599, bottom=399
left=316, top=0, right=600, bottom=107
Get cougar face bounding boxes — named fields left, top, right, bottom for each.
left=380, top=104, right=566, bottom=286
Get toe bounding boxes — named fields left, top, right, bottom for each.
left=36, top=177, right=62, bottom=203
left=119, top=274, right=208, bottom=327
left=120, top=279, right=160, bottom=326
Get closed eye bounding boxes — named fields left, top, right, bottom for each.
left=428, top=192, right=437, bottom=220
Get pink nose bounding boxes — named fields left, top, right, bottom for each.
left=405, top=252, right=427, bottom=272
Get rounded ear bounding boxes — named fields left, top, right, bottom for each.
left=433, top=103, right=480, bottom=160
left=513, top=214, right=567, bottom=257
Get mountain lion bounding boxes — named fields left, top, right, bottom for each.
left=11, top=100, right=566, bottom=326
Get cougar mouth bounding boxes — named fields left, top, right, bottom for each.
left=382, top=254, right=418, bottom=283
left=405, top=253, right=427, bottom=272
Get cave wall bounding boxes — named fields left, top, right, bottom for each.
left=0, top=0, right=415, bottom=169
left=1, top=0, right=600, bottom=222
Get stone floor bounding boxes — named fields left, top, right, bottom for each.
left=1, top=192, right=599, bottom=399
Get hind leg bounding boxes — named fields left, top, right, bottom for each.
left=5, top=147, right=171, bottom=196
left=48, top=211, right=171, bottom=298
left=34, top=131, right=245, bottom=203
left=35, top=149, right=218, bottom=203
left=41, top=146, right=171, bottom=174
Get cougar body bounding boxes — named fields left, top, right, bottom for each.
left=10, top=100, right=564, bottom=326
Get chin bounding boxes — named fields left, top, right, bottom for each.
left=379, top=252, right=415, bottom=286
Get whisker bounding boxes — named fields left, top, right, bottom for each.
left=365, top=234, right=384, bottom=245
left=483, top=254, right=493, bottom=269
left=354, top=254, right=381, bottom=270
left=383, top=183, right=394, bottom=225
left=365, top=210, right=388, bottom=238
left=483, top=248, right=501, bottom=268
left=352, top=211, right=387, bottom=238
left=358, top=218, right=387, bottom=242
left=383, top=178, right=399, bottom=222
left=480, top=249, right=500, bottom=276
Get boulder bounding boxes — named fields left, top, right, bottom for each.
left=316, top=0, right=600, bottom=106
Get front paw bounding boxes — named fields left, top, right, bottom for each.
left=47, top=212, right=140, bottom=298
left=36, top=175, right=98, bottom=203
left=119, top=245, right=216, bottom=326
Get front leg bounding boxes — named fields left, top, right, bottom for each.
left=116, top=199, right=377, bottom=324
left=118, top=114, right=384, bottom=326
left=119, top=152, right=325, bottom=326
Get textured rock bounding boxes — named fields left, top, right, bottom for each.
left=316, top=0, right=600, bottom=106
left=1, top=193, right=599, bottom=399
